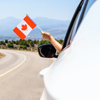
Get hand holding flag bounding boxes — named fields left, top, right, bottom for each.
left=13, top=15, right=42, bottom=40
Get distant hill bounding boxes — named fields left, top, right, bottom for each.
left=0, top=17, right=70, bottom=40
left=34, top=17, right=70, bottom=28
left=0, top=17, right=21, bottom=30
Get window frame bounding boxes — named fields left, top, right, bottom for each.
left=62, top=0, right=89, bottom=50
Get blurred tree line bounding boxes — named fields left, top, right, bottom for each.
left=0, top=39, right=63, bottom=50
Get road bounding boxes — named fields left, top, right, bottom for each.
left=0, top=49, right=55, bottom=100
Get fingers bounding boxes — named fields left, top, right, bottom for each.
left=41, top=31, right=50, bottom=35
left=41, top=31, right=45, bottom=39
left=41, top=31, right=45, bottom=35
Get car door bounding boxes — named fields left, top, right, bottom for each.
left=40, top=0, right=97, bottom=100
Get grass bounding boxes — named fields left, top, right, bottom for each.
left=0, top=53, right=4, bottom=59
left=34, top=50, right=38, bottom=52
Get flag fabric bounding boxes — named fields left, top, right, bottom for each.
left=13, top=15, right=36, bottom=40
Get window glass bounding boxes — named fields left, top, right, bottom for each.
left=70, top=0, right=95, bottom=42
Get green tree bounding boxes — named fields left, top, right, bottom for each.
left=34, top=40, right=37, bottom=44
left=0, top=41, right=5, bottom=45
left=57, top=39, right=64, bottom=44
left=5, top=40, right=8, bottom=43
left=33, top=40, right=39, bottom=44
left=36, top=40, right=39, bottom=44
left=15, top=41, right=19, bottom=45
left=22, top=45, right=27, bottom=50
left=38, top=40, right=51, bottom=46
left=27, top=39, right=32, bottom=43
left=8, top=43, right=13, bottom=48
left=30, top=41, right=34, bottom=47
left=12, top=40, right=16, bottom=44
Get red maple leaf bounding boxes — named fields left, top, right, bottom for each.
left=21, top=24, right=27, bottom=31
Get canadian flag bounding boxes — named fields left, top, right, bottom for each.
left=13, top=15, right=36, bottom=40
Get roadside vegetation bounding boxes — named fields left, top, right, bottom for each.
left=0, top=39, right=63, bottom=52
left=0, top=53, right=4, bottom=59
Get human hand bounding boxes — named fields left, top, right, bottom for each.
left=41, top=31, right=62, bottom=53
left=41, top=31, right=52, bottom=42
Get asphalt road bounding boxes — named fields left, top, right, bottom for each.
left=0, top=49, right=55, bottom=100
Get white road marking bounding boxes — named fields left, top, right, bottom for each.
left=0, top=54, right=27, bottom=78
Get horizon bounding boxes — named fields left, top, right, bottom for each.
left=0, top=16, right=69, bottom=41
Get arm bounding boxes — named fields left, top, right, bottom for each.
left=41, top=31, right=62, bottom=53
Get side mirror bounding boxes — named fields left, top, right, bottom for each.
left=38, top=44, right=58, bottom=58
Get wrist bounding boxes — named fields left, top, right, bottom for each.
left=49, top=34, right=53, bottom=42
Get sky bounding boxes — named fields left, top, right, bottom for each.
left=0, top=0, right=80, bottom=20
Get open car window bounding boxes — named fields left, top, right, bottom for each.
left=62, top=0, right=96, bottom=50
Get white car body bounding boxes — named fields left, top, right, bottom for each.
left=40, top=0, right=100, bottom=100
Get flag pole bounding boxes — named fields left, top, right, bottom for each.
left=37, top=25, right=43, bottom=31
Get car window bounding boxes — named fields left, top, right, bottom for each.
left=71, top=0, right=95, bottom=42
left=62, top=0, right=96, bottom=50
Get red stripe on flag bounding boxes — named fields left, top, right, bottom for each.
left=13, top=27, right=26, bottom=40
left=24, top=16, right=36, bottom=29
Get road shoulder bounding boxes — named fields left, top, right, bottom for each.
left=0, top=53, right=4, bottom=59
